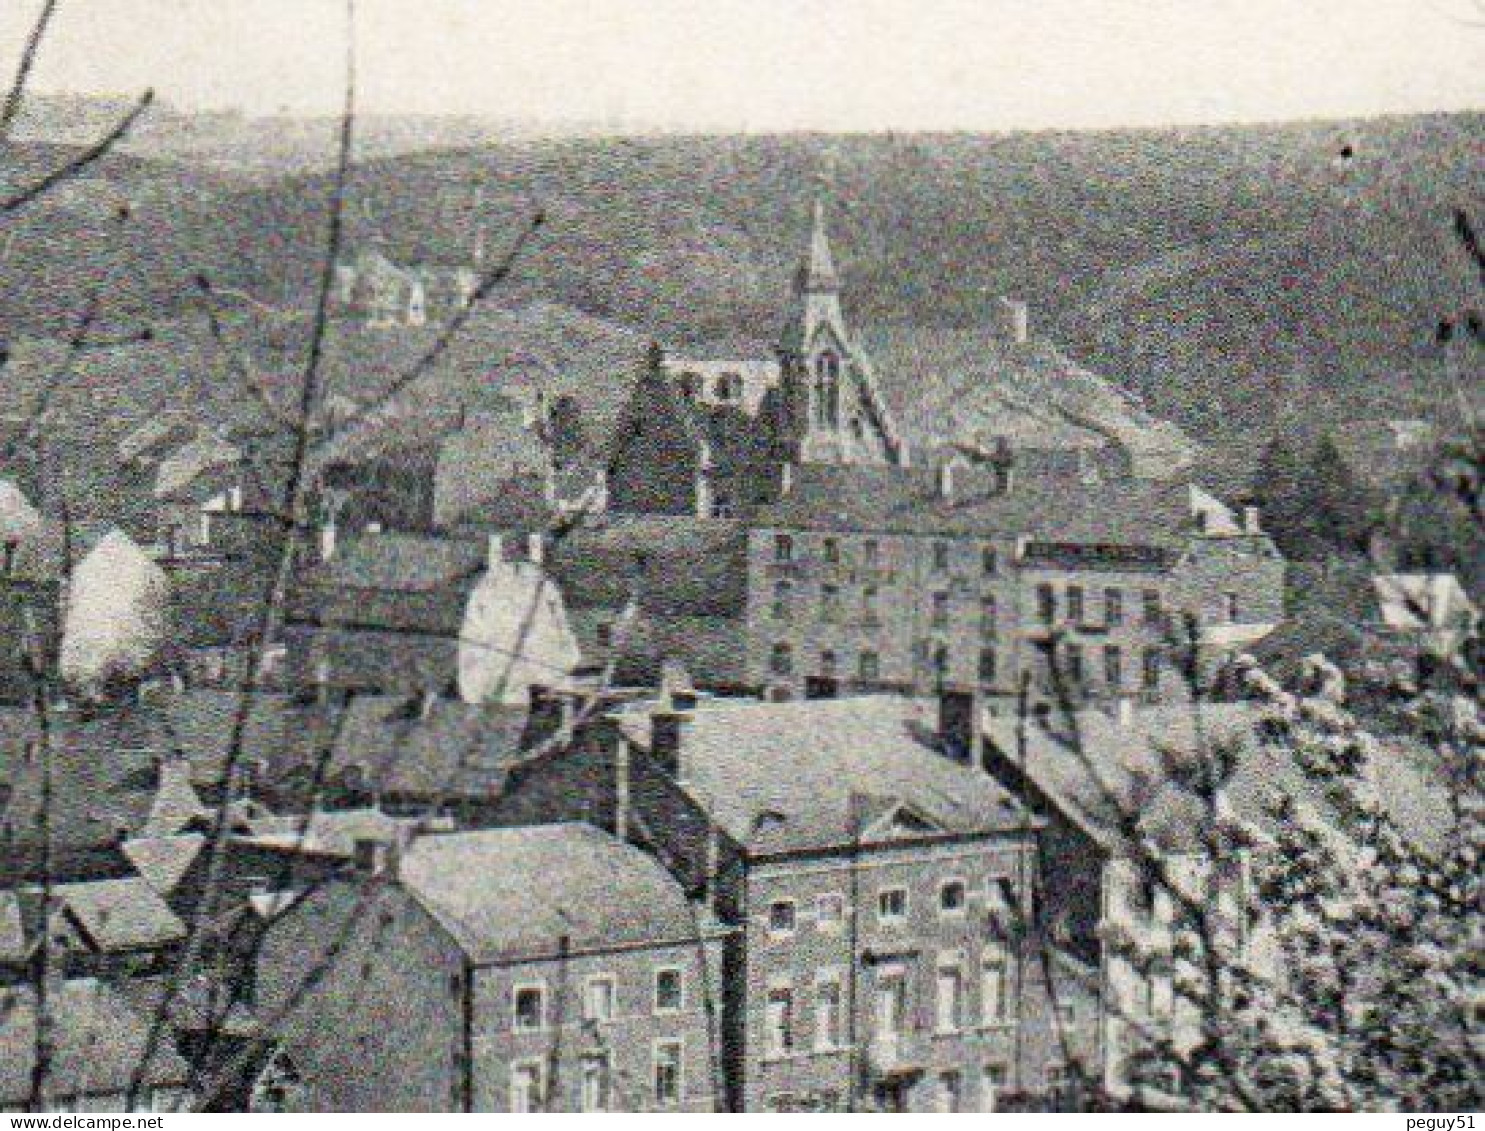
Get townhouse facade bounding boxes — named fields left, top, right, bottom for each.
left=253, top=824, right=726, bottom=1112
left=745, top=465, right=1284, bottom=704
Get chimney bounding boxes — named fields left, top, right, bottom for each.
left=1243, top=505, right=1261, bottom=535
left=938, top=688, right=980, bottom=764
left=319, top=519, right=338, bottom=563
left=486, top=533, right=504, bottom=568
left=527, top=531, right=545, bottom=566
left=998, top=297, right=1030, bottom=345
left=937, top=459, right=957, bottom=502
left=614, top=729, right=632, bottom=842
left=352, top=837, right=389, bottom=875
left=650, top=709, right=692, bottom=779
left=994, top=438, right=1016, bottom=495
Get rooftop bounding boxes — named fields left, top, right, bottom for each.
left=981, top=701, right=1453, bottom=857
left=616, top=694, right=1033, bottom=855
left=0, top=978, right=191, bottom=1105
left=397, top=823, right=701, bottom=963
left=755, top=462, right=1198, bottom=547
left=46, top=876, right=187, bottom=952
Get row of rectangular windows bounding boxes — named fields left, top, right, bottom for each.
left=773, top=534, right=1000, bottom=575
left=768, top=637, right=1167, bottom=691
left=511, top=967, right=685, bottom=1032
left=762, top=945, right=1016, bottom=1060
left=508, top=1041, right=683, bottom=1112
left=767, top=876, right=1019, bottom=936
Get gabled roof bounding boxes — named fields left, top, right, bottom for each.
left=47, top=876, right=187, bottom=952
left=123, top=833, right=207, bottom=896
left=0, top=978, right=191, bottom=1105
left=433, top=410, right=553, bottom=528
left=322, top=694, right=532, bottom=798
left=547, top=515, right=748, bottom=618
left=397, top=824, right=699, bottom=963
left=615, top=694, right=1032, bottom=856
left=755, top=462, right=1196, bottom=547
left=238, top=807, right=422, bottom=857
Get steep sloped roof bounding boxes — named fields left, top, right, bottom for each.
left=981, top=701, right=1453, bottom=857
left=0, top=978, right=191, bottom=1105
left=615, top=694, right=1031, bottom=855
left=123, top=833, right=206, bottom=895
left=398, top=824, right=698, bottom=962
left=48, top=876, right=187, bottom=952
left=304, top=531, right=485, bottom=592
left=322, top=695, right=531, bottom=798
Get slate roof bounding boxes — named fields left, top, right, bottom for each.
left=755, top=463, right=1197, bottom=547
left=321, top=694, right=532, bottom=799
left=433, top=410, right=553, bottom=528
left=48, top=876, right=187, bottom=952
left=123, top=833, right=207, bottom=896
left=397, top=824, right=700, bottom=963
left=238, top=808, right=421, bottom=857
left=615, top=694, right=1032, bottom=855
left=303, top=532, right=486, bottom=592
left=548, top=515, right=748, bottom=617
left=0, top=708, right=174, bottom=856
left=981, top=702, right=1453, bottom=857
left=0, top=978, right=192, bottom=1106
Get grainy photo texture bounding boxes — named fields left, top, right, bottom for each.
left=0, top=0, right=1479, bottom=1115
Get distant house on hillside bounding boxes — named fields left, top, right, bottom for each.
left=333, top=248, right=479, bottom=329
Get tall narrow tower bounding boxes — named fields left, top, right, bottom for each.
left=776, top=199, right=904, bottom=467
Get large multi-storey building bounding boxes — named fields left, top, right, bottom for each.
left=744, top=462, right=1284, bottom=704
left=254, top=824, right=727, bottom=1112
left=485, top=691, right=1098, bottom=1111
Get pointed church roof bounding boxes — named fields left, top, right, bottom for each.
left=802, top=198, right=839, bottom=292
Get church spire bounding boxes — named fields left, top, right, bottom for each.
left=800, top=197, right=839, bottom=293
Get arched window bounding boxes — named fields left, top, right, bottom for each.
left=814, top=351, right=840, bottom=427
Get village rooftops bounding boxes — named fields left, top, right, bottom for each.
left=752, top=462, right=1204, bottom=548
left=395, top=823, right=708, bottom=964
left=614, top=694, right=1035, bottom=856
left=0, top=978, right=192, bottom=1109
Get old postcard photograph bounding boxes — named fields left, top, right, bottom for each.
left=0, top=0, right=1479, bottom=1115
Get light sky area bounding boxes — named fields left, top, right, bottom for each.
left=2, top=0, right=1482, bottom=131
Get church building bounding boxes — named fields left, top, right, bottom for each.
left=604, top=201, right=907, bottom=520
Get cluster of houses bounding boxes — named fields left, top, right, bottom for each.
left=0, top=202, right=1473, bottom=1112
